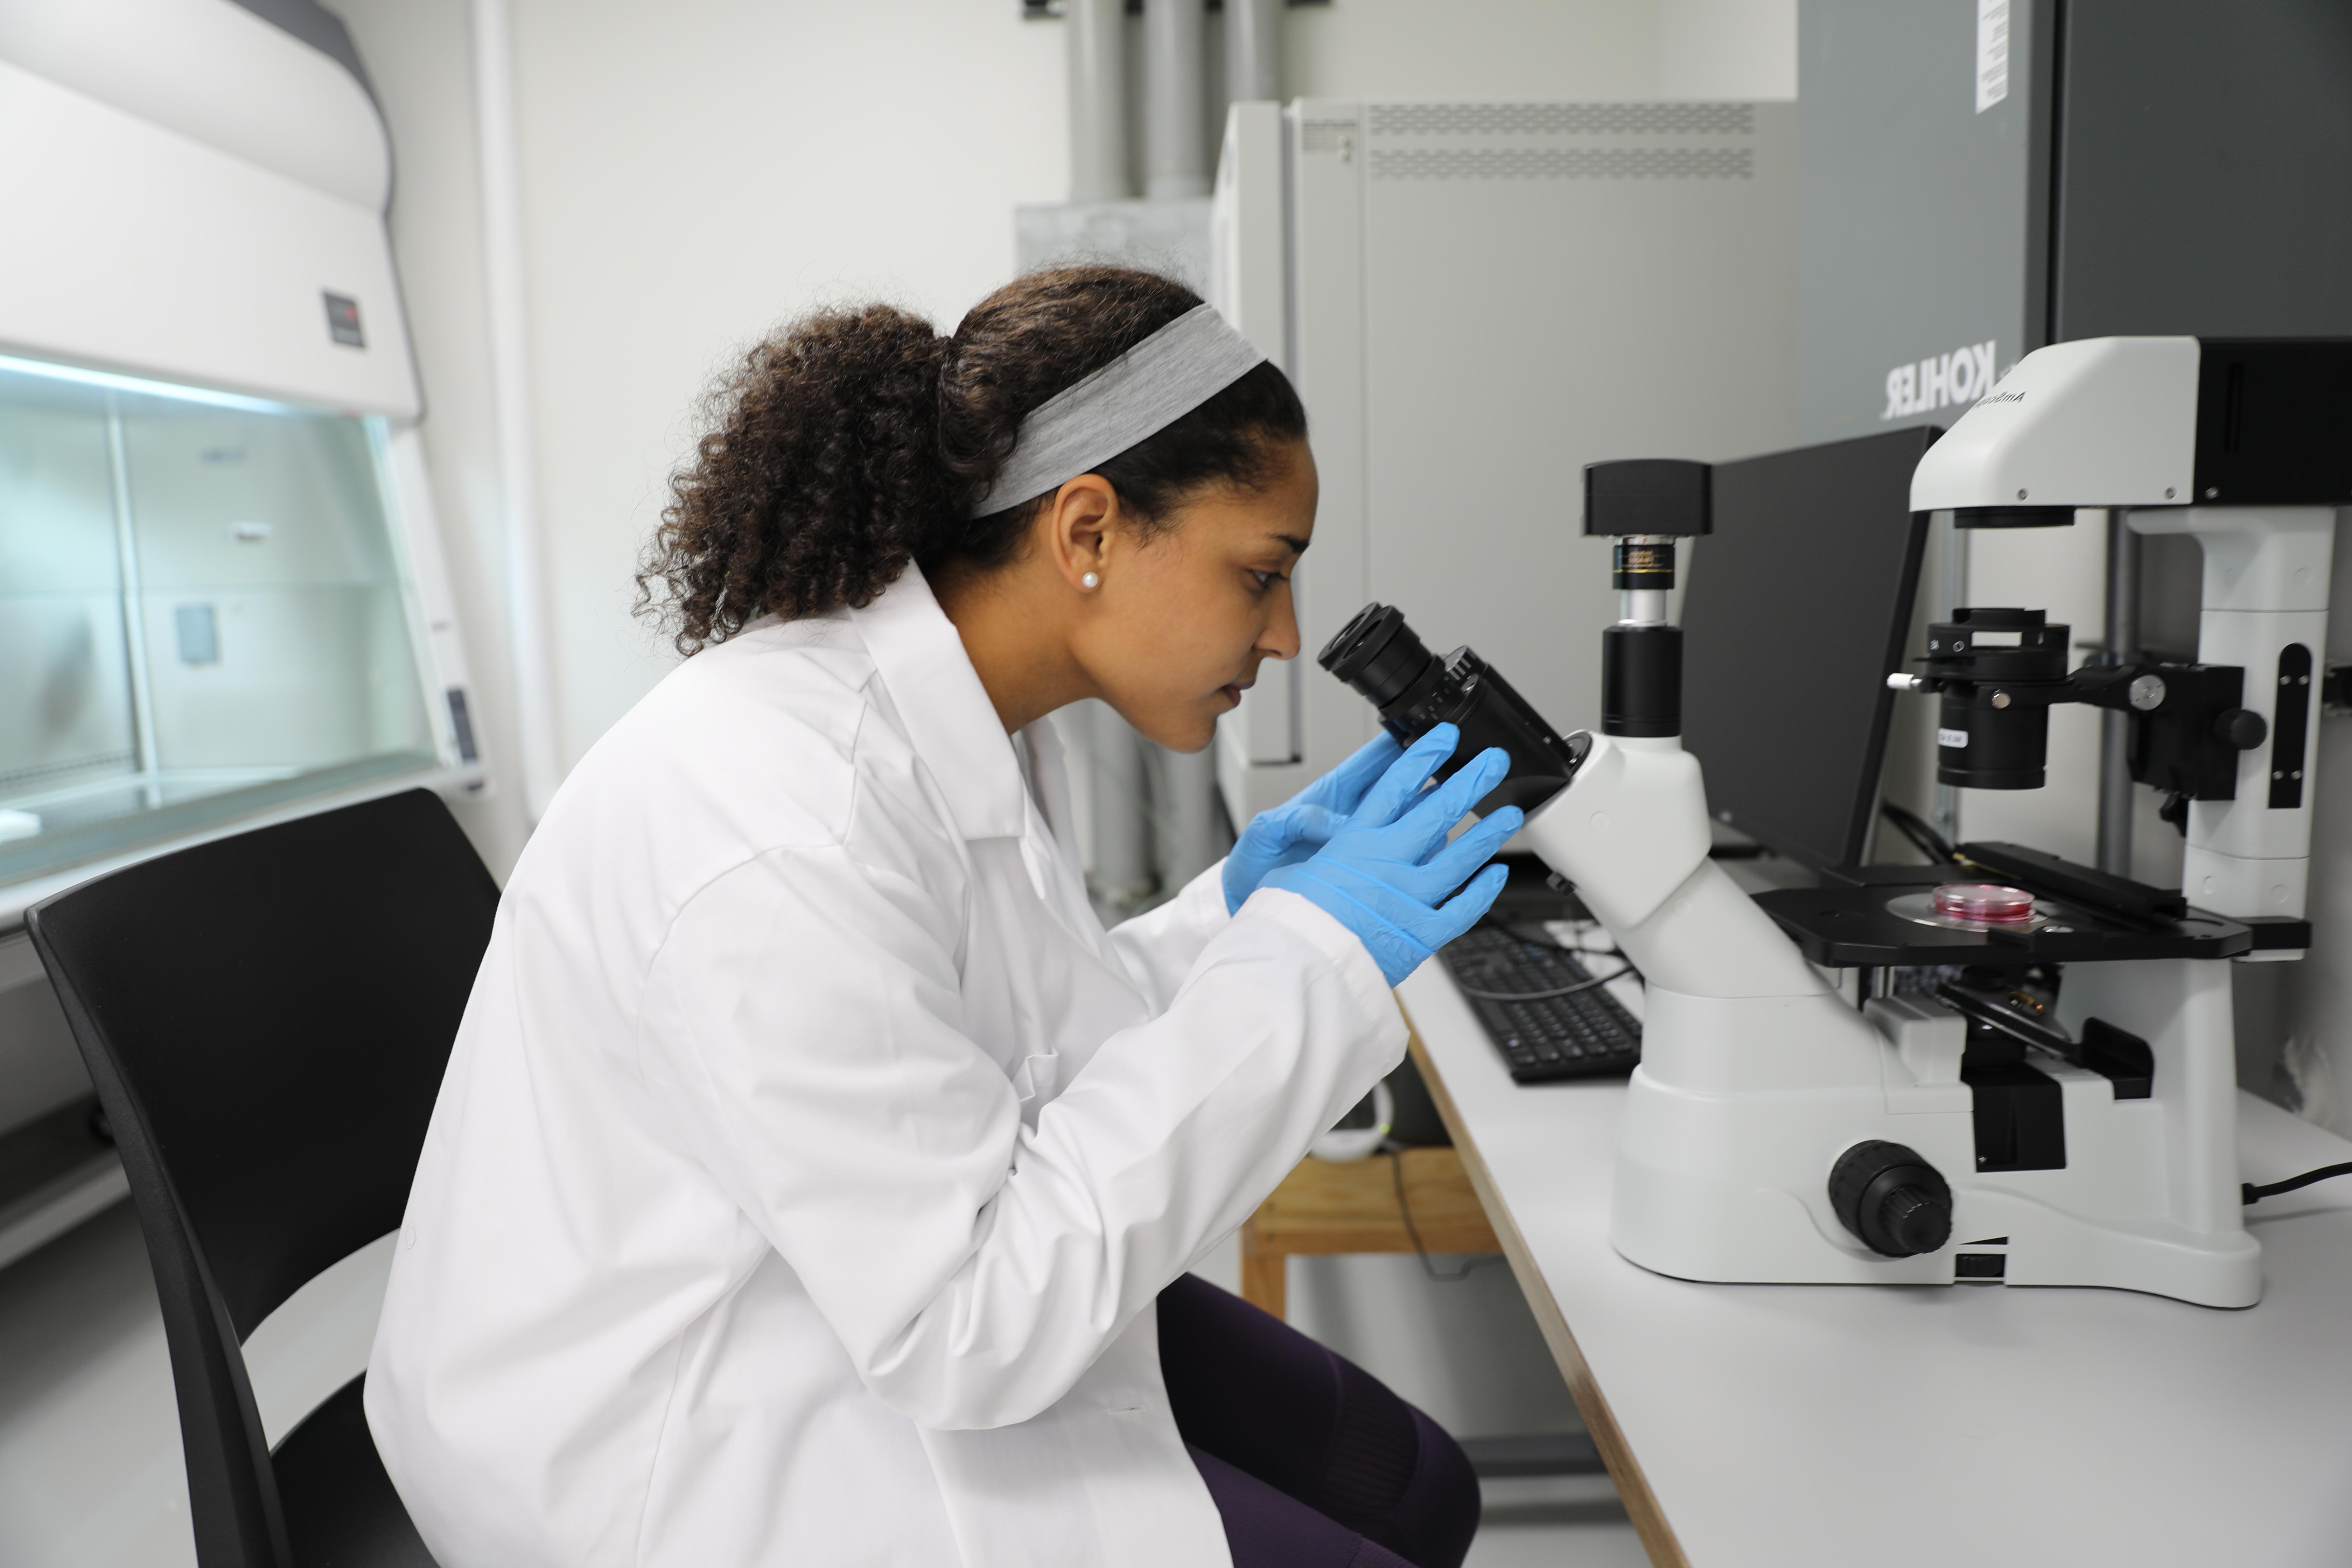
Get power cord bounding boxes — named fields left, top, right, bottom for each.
left=1385, top=1144, right=1505, bottom=1284
left=2243, top=1161, right=2352, bottom=1206
left=1449, top=919, right=1638, bottom=1002
left=1451, top=966, right=1634, bottom=1002
left=1880, top=800, right=1961, bottom=866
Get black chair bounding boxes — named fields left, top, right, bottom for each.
left=27, top=789, right=499, bottom=1567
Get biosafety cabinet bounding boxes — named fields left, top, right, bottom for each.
left=0, top=0, right=481, bottom=1263
left=1209, top=99, right=1798, bottom=822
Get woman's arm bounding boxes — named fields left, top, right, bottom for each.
left=1099, top=861, right=1232, bottom=1010
left=634, top=843, right=1400, bottom=1433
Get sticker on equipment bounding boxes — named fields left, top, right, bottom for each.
left=1976, top=0, right=2010, bottom=113
left=1939, top=728, right=1970, bottom=749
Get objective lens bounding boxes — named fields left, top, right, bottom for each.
left=1925, top=609, right=2070, bottom=791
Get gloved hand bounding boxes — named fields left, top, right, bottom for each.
left=1222, top=732, right=1405, bottom=914
left=1261, top=724, right=1521, bottom=986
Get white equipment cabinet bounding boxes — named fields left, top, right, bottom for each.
left=1210, top=98, right=1797, bottom=821
left=0, top=0, right=482, bottom=1265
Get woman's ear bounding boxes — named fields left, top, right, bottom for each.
left=1040, top=473, right=1120, bottom=592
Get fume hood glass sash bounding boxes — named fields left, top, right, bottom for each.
left=0, top=355, right=444, bottom=888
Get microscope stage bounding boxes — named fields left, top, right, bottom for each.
left=1752, top=877, right=2255, bottom=969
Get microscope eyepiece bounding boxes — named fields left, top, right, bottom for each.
left=1318, top=603, right=1589, bottom=815
left=1321, top=603, right=1437, bottom=712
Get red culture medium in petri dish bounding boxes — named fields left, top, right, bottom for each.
left=1932, top=883, right=2038, bottom=923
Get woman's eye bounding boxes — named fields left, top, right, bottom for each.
left=1250, top=569, right=1284, bottom=592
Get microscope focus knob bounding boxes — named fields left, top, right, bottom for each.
left=2214, top=708, right=2268, bottom=751
left=1828, top=1141, right=1954, bottom=1259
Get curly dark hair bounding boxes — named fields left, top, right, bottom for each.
left=637, top=265, right=1308, bottom=653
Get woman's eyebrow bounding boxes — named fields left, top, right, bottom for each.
left=1268, top=532, right=1311, bottom=557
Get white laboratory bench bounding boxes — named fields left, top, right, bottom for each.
left=1398, top=959, right=2352, bottom=1568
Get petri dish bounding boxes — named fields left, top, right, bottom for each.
left=1932, top=883, right=2038, bottom=923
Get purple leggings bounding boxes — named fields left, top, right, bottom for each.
left=1158, top=1274, right=1481, bottom=1568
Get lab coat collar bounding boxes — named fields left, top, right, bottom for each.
left=848, top=567, right=1030, bottom=842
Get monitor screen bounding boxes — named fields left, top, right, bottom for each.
left=1680, top=428, right=1936, bottom=870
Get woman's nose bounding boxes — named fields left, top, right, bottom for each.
left=1262, top=587, right=1302, bottom=659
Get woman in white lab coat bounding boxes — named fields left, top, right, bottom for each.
left=366, top=266, right=1519, bottom=1568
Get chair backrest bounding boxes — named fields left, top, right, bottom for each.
left=26, top=789, right=499, bottom=1568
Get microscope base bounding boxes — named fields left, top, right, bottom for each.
left=1610, top=1080, right=2262, bottom=1308
left=1607, top=964, right=2263, bottom=1310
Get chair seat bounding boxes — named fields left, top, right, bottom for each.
left=272, top=1376, right=438, bottom=1567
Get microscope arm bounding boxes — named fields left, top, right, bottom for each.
left=1513, top=735, right=1835, bottom=1001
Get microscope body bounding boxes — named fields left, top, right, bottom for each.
left=1325, top=339, right=2352, bottom=1309
left=1518, top=730, right=2260, bottom=1307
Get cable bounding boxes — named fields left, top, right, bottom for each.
left=1386, top=1146, right=1503, bottom=1284
left=1880, top=800, right=1960, bottom=866
left=1459, top=920, right=1637, bottom=1001
left=1451, top=965, right=1634, bottom=1002
left=2242, top=1161, right=2352, bottom=1205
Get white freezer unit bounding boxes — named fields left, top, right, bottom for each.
left=1209, top=99, right=1797, bottom=820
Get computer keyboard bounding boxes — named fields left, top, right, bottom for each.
left=1438, top=925, right=1643, bottom=1084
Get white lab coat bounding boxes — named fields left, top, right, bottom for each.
left=365, top=567, right=1408, bottom=1568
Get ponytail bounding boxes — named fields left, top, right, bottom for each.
left=640, top=265, right=1307, bottom=654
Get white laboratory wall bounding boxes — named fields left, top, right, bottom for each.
left=335, top=0, right=1796, bottom=790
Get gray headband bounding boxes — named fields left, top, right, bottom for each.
left=965, top=303, right=1268, bottom=518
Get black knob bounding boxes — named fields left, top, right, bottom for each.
left=2214, top=708, right=2268, bottom=750
left=1828, top=1140, right=1953, bottom=1258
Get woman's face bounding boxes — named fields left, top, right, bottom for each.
left=1080, top=439, right=1317, bottom=753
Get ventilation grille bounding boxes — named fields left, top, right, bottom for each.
left=1367, top=102, right=1755, bottom=137
left=1370, top=147, right=1754, bottom=182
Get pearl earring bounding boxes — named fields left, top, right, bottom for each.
left=1081, top=571, right=1100, bottom=589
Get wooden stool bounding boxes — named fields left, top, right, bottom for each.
left=1239, top=1146, right=1502, bottom=1320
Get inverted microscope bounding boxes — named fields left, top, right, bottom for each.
left=1320, top=337, right=2352, bottom=1309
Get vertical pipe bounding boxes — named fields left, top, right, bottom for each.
left=1066, top=0, right=1130, bottom=202
left=104, top=402, right=161, bottom=808
left=1087, top=700, right=1155, bottom=911
left=2097, top=509, right=2139, bottom=874
left=1933, top=512, right=1969, bottom=848
left=1224, top=0, right=1281, bottom=105
left=474, top=0, right=564, bottom=821
left=1153, top=743, right=1221, bottom=891
left=1144, top=0, right=1209, bottom=199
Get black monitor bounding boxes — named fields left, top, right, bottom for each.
left=1679, top=428, right=1937, bottom=871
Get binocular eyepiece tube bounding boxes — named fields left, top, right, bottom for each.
left=1319, top=603, right=1589, bottom=815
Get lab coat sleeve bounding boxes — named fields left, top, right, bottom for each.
left=1100, top=859, right=1233, bottom=1010
left=635, top=846, right=1401, bottom=1433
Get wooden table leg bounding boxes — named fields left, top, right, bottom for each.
left=1239, top=1216, right=1286, bottom=1319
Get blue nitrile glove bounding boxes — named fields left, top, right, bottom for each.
left=1223, top=732, right=1407, bottom=914
left=1261, top=724, right=1521, bottom=986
